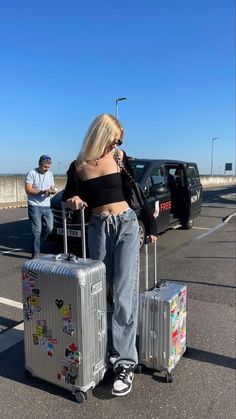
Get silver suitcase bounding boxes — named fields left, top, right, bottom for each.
left=22, top=206, right=107, bottom=403
left=138, top=243, right=187, bottom=382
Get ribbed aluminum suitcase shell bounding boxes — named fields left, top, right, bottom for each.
left=22, top=253, right=107, bottom=396
left=139, top=282, right=187, bottom=373
left=138, top=243, right=187, bottom=378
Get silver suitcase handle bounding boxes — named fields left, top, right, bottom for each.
left=61, top=202, right=86, bottom=259
left=144, top=240, right=157, bottom=290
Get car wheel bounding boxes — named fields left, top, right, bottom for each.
left=138, top=220, right=146, bottom=249
left=181, top=218, right=194, bottom=230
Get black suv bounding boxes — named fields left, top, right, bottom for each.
left=50, top=159, right=202, bottom=248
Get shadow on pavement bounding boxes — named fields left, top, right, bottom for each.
left=0, top=316, right=20, bottom=331
left=166, top=278, right=236, bottom=289
left=0, top=219, right=31, bottom=254
left=183, top=347, right=236, bottom=370
left=135, top=346, right=236, bottom=384
left=203, top=186, right=236, bottom=205
left=0, top=219, right=62, bottom=258
left=0, top=341, right=80, bottom=403
left=0, top=339, right=112, bottom=402
left=0, top=337, right=235, bottom=404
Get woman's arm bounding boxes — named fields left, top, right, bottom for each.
left=141, top=204, right=158, bottom=241
left=62, top=161, right=81, bottom=201
left=120, top=152, right=158, bottom=240
left=62, top=161, right=87, bottom=210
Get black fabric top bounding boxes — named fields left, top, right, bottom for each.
left=62, top=152, right=157, bottom=236
left=62, top=152, right=134, bottom=204
left=80, top=173, right=124, bottom=208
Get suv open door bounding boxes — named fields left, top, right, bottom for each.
left=129, top=158, right=202, bottom=247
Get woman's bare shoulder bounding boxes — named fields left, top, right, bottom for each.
left=76, top=160, right=85, bottom=168
left=75, top=160, right=86, bottom=178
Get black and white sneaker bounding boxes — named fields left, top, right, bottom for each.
left=111, top=364, right=134, bottom=397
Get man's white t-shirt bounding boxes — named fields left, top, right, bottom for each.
left=25, top=168, right=55, bottom=207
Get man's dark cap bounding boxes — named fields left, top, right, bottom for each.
left=39, top=155, right=52, bottom=164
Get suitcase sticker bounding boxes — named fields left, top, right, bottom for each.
left=169, top=289, right=187, bottom=368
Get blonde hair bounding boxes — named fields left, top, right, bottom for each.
left=77, top=114, right=124, bottom=162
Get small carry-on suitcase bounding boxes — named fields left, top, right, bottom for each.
left=22, top=206, right=107, bottom=403
left=138, top=242, right=187, bottom=382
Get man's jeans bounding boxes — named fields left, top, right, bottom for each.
left=88, top=208, right=140, bottom=366
left=28, top=206, right=53, bottom=254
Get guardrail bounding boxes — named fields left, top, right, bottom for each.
left=0, top=174, right=235, bottom=209
left=0, top=175, right=66, bottom=208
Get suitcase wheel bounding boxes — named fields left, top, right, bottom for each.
left=74, top=390, right=87, bottom=403
left=166, top=372, right=173, bottom=383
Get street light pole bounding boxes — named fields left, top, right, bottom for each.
left=57, top=161, right=61, bottom=176
left=210, top=137, right=218, bottom=176
left=115, top=97, right=127, bottom=118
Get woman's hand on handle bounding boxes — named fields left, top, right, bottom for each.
left=66, top=196, right=88, bottom=211
left=146, top=235, right=157, bottom=243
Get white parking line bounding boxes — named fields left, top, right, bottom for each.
left=0, top=248, right=23, bottom=255
left=224, top=212, right=236, bottom=223
left=0, top=322, right=24, bottom=353
left=193, top=227, right=211, bottom=230
left=0, top=297, right=23, bottom=309
left=194, top=221, right=225, bottom=241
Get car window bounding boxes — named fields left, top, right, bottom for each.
left=165, top=165, right=184, bottom=188
left=186, top=163, right=200, bottom=186
left=129, top=161, right=149, bottom=182
left=150, top=166, right=165, bottom=187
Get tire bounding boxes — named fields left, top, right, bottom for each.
left=138, top=220, right=146, bottom=249
left=181, top=218, right=194, bottom=230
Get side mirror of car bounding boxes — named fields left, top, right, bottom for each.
left=150, top=184, right=169, bottom=195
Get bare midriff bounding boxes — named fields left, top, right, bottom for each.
left=92, top=201, right=129, bottom=215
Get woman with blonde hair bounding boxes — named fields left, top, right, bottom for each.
left=63, top=113, right=157, bottom=397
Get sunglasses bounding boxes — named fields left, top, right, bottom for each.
left=113, top=139, right=123, bottom=146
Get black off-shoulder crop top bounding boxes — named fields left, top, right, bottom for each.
left=80, top=172, right=124, bottom=208
left=62, top=155, right=158, bottom=236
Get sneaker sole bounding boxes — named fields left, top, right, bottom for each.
left=111, top=385, right=132, bottom=397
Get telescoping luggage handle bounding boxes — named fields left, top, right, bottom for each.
left=144, top=240, right=158, bottom=291
left=61, top=202, right=86, bottom=259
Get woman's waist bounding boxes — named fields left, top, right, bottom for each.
left=92, top=201, right=129, bottom=216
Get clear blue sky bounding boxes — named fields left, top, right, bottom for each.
left=0, top=0, right=235, bottom=175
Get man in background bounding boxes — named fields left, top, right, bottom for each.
left=25, top=155, right=56, bottom=258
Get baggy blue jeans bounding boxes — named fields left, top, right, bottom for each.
left=28, top=205, right=54, bottom=254
left=88, top=208, right=140, bottom=367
